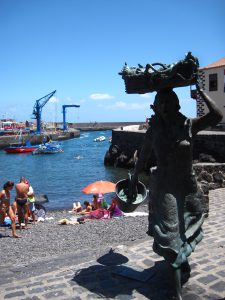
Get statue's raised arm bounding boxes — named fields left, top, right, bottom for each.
left=191, top=82, right=223, bottom=135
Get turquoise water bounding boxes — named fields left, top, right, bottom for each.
left=0, top=131, right=129, bottom=210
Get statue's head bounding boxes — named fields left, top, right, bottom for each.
left=151, top=88, right=180, bottom=119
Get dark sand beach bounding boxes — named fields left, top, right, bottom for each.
left=0, top=204, right=149, bottom=269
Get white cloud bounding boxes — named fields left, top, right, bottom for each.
left=139, top=93, right=151, bottom=98
left=103, top=101, right=150, bottom=110
left=89, top=93, right=114, bottom=100
left=49, top=96, right=60, bottom=103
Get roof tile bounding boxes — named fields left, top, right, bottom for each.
left=200, top=57, right=225, bottom=70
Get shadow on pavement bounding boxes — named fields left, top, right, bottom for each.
left=72, top=250, right=180, bottom=300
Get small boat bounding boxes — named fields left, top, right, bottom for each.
left=32, top=141, right=63, bottom=155
left=4, top=141, right=38, bottom=154
left=93, top=136, right=106, bottom=142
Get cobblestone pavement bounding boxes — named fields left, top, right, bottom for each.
left=0, top=189, right=225, bottom=300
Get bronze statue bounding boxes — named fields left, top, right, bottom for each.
left=118, top=54, right=223, bottom=299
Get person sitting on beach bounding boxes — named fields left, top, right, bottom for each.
left=72, top=202, right=82, bottom=213
left=0, top=181, right=19, bottom=238
left=108, top=197, right=123, bottom=218
left=98, top=194, right=108, bottom=209
left=80, top=201, right=93, bottom=214
left=15, top=176, right=30, bottom=229
left=92, top=195, right=101, bottom=210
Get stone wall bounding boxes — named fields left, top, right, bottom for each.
left=194, top=163, right=225, bottom=214
left=105, top=127, right=225, bottom=214
left=107, top=127, right=225, bottom=166
left=194, top=131, right=225, bottom=162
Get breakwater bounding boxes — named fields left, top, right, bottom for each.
left=104, top=125, right=225, bottom=214
left=71, top=121, right=145, bottom=131
left=0, top=130, right=80, bottom=149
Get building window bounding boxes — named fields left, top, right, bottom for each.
left=209, top=73, right=217, bottom=91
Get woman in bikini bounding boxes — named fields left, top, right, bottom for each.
left=0, top=181, right=19, bottom=238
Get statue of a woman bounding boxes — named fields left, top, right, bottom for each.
left=131, top=84, right=222, bottom=299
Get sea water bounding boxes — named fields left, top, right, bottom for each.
left=0, top=130, right=130, bottom=210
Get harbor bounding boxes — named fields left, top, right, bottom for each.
left=0, top=121, right=145, bottom=149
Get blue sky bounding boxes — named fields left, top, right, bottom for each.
left=0, top=0, right=224, bottom=123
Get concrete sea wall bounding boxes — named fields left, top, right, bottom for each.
left=0, top=130, right=80, bottom=149
left=106, top=126, right=225, bottom=213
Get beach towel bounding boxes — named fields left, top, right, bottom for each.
left=86, top=208, right=110, bottom=220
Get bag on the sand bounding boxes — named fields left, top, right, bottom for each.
left=35, top=203, right=46, bottom=222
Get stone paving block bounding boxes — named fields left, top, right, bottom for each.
left=190, top=271, right=200, bottom=277
left=197, top=274, right=218, bottom=284
left=47, top=282, right=67, bottom=290
left=72, top=286, right=89, bottom=294
left=42, top=290, right=66, bottom=299
left=68, top=280, right=81, bottom=287
left=55, top=270, right=74, bottom=277
left=61, top=297, right=82, bottom=300
left=210, top=280, right=225, bottom=293
left=4, top=290, right=25, bottom=299
left=46, top=276, right=65, bottom=283
left=216, top=270, right=225, bottom=277
left=185, top=283, right=206, bottom=294
left=196, top=259, right=211, bottom=265
left=21, top=296, right=41, bottom=300
left=202, top=265, right=217, bottom=271
left=25, top=281, right=44, bottom=289
left=28, top=286, right=50, bottom=294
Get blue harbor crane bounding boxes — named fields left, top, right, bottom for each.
left=62, top=104, right=80, bottom=131
left=32, top=90, right=56, bottom=134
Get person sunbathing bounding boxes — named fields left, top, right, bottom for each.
left=72, top=202, right=82, bottom=213
left=80, top=201, right=92, bottom=214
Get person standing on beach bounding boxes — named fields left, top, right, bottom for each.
left=0, top=181, right=19, bottom=238
left=15, top=176, right=30, bottom=229
left=27, top=182, right=36, bottom=224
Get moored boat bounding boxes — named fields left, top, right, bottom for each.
left=93, top=136, right=106, bottom=142
left=4, top=141, right=38, bottom=154
left=32, top=141, right=63, bottom=155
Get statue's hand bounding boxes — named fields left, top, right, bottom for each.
left=128, top=173, right=138, bottom=200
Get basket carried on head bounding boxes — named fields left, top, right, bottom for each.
left=119, top=52, right=199, bottom=94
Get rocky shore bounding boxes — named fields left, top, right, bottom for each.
left=0, top=204, right=149, bottom=269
